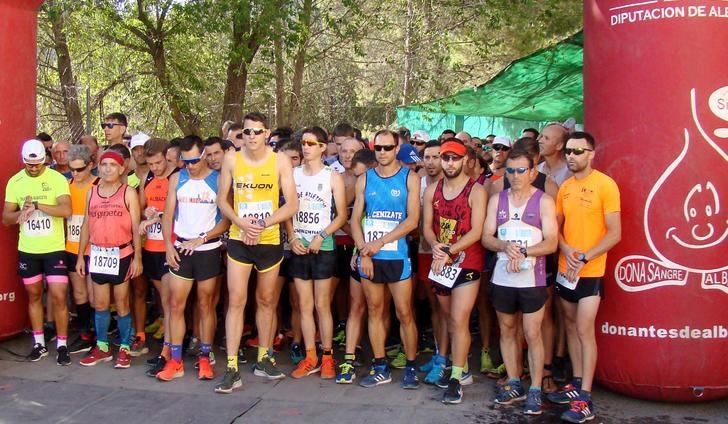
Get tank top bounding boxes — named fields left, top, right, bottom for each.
left=87, top=184, right=133, bottom=258
left=174, top=168, right=221, bottom=251
left=293, top=166, right=335, bottom=251
left=492, top=189, right=546, bottom=288
left=503, top=171, right=548, bottom=192
left=363, top=166, right=410, bottom=260
left=143, top=169, right=178, bottom=252
left=230, top=149, right=280, bottom=244
left=431, top=179, right=484, bottom=270
left=418, top=176, right=432, bottom=254
left=66, top=177, right=98, bottom=254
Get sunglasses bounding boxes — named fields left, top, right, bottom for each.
left=474, top=144, right=482, bottom=149
left=25, top=162, right=44, bottom=168
left=505, top=167, right=530, bottom=174
left=492, top=144, right=510, bottom=152
left=100, top=123, right=124, bottom=129
left=242, top=128, right=266, bottom=136
left=482, top=145, right=493, bottom=152
left=564, top=147, right=593, bottom=156
left=234, top=133, right=244, bottom=139
left=441, top=154, right=464, bottom=163
left=302, top=140, right=325, bottom=147
left=374, top=144, right=397, bottom=152
left=70, top=164, right=90, bottom=173
left=411, top=140, right=425, bottom=146
left=180, top=149, right=206, bottom=166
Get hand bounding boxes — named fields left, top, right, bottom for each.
left=144, top=207, right=158, bottom=220
left=562, top=244, right=583, bottom=270
left=431, top=258, right=447, bottom=276
left=308, top=235, right=323, bottom=254
left=17, top=207, right=33, bottom=225
left=291, top=238, right=308, bottom=255
left=130, top=256, right=143, bottom=279
left=139, top=219, right=155, bottom=235
left=241, top=217, right=264, bottom=239
left=432, top=243, right=450, bottom=262
left=76, top=257, right=86, bottom=276
left=166, top=246, right=181, bottom=270
left=178, top=238, right=204, bottom=256
left=243, top=233, right=260, bottom=246
left=350, top=253, right=358, bottom=271
left=359, top=255, right=374, bottom=279
left=360, top=238, right=384, bottom=257
left=506, top=257, right=523, bottom=274
left=566, top=260, right=584, bottom=283
left=23, top=196, right=34, bottom=210
left=420, top=238, right=431, bottom=252
left=502, top=241, right=522, bottom=261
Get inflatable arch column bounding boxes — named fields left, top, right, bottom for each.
left=584, top=0, right=728, bottom=401
left=0, top=0, right=45, bottom=339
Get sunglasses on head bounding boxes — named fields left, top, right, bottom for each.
left=302, top=140, right=325, bottom=147
left=70, top=164, right=89, bottom=173
left=100, top=123, right=124, bottom=129
left=441, top=154, right=464, bottom=163
left=505, top=167, right=530, bottom=174
left=180, top=149, right=206, bottom=166
left=374, top=144, right=397, bottom=152
left=492, top=144, right=510, bottom=152
left=243, top=128, right=266, bottom=136
left=564, top=147, right=593, bottom=156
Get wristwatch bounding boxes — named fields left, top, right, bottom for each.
left=577, top=253, right=589, bottom=264
left=318, top=229, right=328, bottom=239
left=519, top=246, right=528, bottom=258
left=32, top=201, right=39, bottom=209
left=257, top=218, right=267, bottom=228
left=441, top=246, right=452, bottom=258
left=199, top=232, right=208, bottom=243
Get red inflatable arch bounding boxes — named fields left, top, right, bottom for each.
left=585, top=0, right=728, bottom=402
left=0, top=0, right=44, bottom=340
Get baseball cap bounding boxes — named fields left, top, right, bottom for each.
left=440, top=140, right=467, bottom=157
left=412, top=130, right=429, bottom=142
left=129, top=132, right=150, bottom=149
left=22, top=139, right=46, bottom=164
left=493, top=136, right=512, bottom=148
left=396, top=144, right=421, bottom=164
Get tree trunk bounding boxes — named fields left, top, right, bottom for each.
left=150, top=41, right=200, bottom=135
left=286, top=0, right=313, bottom=128
left=274, top=36, right=286, bottom=127
left=402, top=0, right=415, bottom=105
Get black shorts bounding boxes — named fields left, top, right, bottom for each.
left=491, top=284, right=548, bottom=314
left=407, top=236, right=419, bottom=271
left=335, top=244, right=355, bottom=279
left=289, top=250, right=336, bottom=281
left=555, top=277, right=604, bottom=303
left=357, top=256, right=412, bottom=284
left=227, top=239, right=283, bottom=272
left=431, top=269, right=481, bottom=296
left=545, top=254, right=558, bottom=287
left=89, top=254, right=133, bottom=286
left=483, top=250, right=497, bottom=273
left=169, top=247, right=222, bottom=281
left=18, top=251, right=68, bottom=282
left=279, top=251, right=293, bottom=279
left=142, top=250, right=169, bottom=281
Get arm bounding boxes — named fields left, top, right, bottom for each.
left=263, top=152, right=298, bottom=227
left=585, top=212, right=621, bottom=261
left=350, top=173, right=367, bottom=250
left=488, top=178, right=504, bottom=196
left=307, top=171, right=347, bottom=254
left=38, top=194, right=72, bottom=218
left=126, top=186, right=143, bottom=278
left=544, top=177, right=559, bottom=200
left=422, top=183, right=438, bottom=249
left=2, top=202, right=21, bottom=226
left=75, top=190, right=92, bottom=276
left=481, top=193, right=503, bottom=252
left=162, top=173, right=180, bottom=268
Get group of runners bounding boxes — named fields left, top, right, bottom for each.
left=3, top=111, right=620, bottom=423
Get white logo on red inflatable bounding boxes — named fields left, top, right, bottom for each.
left=615, top=87, right=728, bottom=294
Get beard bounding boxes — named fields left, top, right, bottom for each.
left=444, top=165, right=463, bottom=179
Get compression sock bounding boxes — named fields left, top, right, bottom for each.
left=171, top=344, right=183, bottom=362
left=94, top=310, right=111, bottom=345
left=117, top=314, right=132, bottom=349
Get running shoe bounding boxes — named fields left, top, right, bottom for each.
left=353, top=346, right=364, bottom=367
left=385, top=344, right=401, bottom=359
left=523, top=388, right=543, bottom=415
left=436, top=369, right=451, bottom=389
left=419, top=355, right=435, bottom=373
left=290, top=343, right=305, bottom=365
left=561, top=396, right=595, bottom=423
left=547, top=383, right=581, bottom=404
left=146, top=355, right=166, bottom=377
left=144, top=317, right=163, bottom=334
left=418, top=333, right=435, bottom=354
left=442, top=378, right=463, bottom=405
left=359, top=363, right=391, bottom=388
left=186, top=337, right=200, bottom=357
left=401, top=365, right=419, bottom=389
left=80, top=346, right=112, bottom=366
left=273, top=333, right=285, bottom=353
left=195, top=351, right=217, bottom=369
left=198, top=356, right=214, bottom=380
left=129, top=336, right=149, bottom=357
left=152, top=323, right=165, bottom=341
left=245, top=336, right=259, bottom=348
left=332, top=322, right=346, bottom=346
left=114, top=347, right=131, bottom=369
left=480, top=348, right=496, bottom=374
left=291, top=357, right=321, bottom=379
left=156, top=359, right=184, bottom=381
left=390, top=351, right=407, bottom=369
left=460, top=371, right=474, bottom=386
left=242, top=324, right=253, bottom=337
left=56, top=346, right=71, bottom=366
left=320, top=355, right=336, bottom=379
left=238, top=347, right=247, bottom=364
left=214, top=367, right=242, bottom=394
left=29, top=343, right=49, bottom=362
left=494, top=380, right=527, bottom=405
left=424, top=355, right=446, bottom=385
left=335, top=362, right=356, bottom=384
left=253, top=356, right=286, bottom=380
left=68, top=332, right=94, bottom=354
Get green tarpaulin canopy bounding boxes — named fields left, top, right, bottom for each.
left=397, top=31, right=583, bottom=139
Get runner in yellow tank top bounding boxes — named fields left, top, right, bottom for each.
left=216, top=112, right=298, bottom=393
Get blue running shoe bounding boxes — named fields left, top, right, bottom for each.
left=523, top=388, right=543, bottom=415
left=419, top=355, right=435, bottom=373
left=424, top=355, right=446, bottom=385
left=561, top=396, right=595, bottom=423
left=547, top=383, right=581, bottom=404
left=494, top=379, right=526, bottom=405
left=401, top=366, right=420, bottom=389
left=290, top=343, right=305, bottom=365
left=359, top=363, right=392, bottom=388
left=335, top=361, right=356, bottom=384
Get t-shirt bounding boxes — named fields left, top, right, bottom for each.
left=5, top=168, right=70, bottom=254
left=556, top=170, right=620, bottom=277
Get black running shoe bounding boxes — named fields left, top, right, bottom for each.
left=68, top=333, right=95, bottom=354
left=29, top=343, right=49, bottom=362
left=56, top=346, right=71, bottom=366
left=146, top=356, right=166, bottom=377
left=214, top=367, right=243, bottom=394
left=442, top=378, right=463, bottom=404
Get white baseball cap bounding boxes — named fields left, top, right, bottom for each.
left=412, top=130, right=430, bottom=142
left=130, top=132, right=150, bottom=149
left=22, top=139, right=46, bottom=164
left=493, top=136, right=512, bottom=148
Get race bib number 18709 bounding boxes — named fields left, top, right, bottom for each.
left=89, top=245, right=121, bottom=276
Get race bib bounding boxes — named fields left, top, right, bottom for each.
left=363, top=218, right=397, bottom=251
left=66, top=214, right=84, bottom=243
left=294, top=199, right=327, bottom=239
left=89, top=245, right=121, bottom=276
left=238, top=201, right=273, bottom=221
left=24, top=210, right=53, bottom=237
left=146, top=221, right=163, bottom=241
left=428, top=265, right=462, bottom=288
left=556, top=271, right=579, bottom=290
left=497, top=227, right=532, bottom=260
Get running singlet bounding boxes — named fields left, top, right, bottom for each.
left=556, top=170, right=620, bottom=278
left=87, top=184, right=134, bottom=258
left=5, top=168, right=70, bottom=254
left=174, top=168, right=221, bottom=251
left=431, top=179, right=484, bottom=270
left=66, top=177, right=98, bottom=254
left=230, top=149, right=280, bottom=244
left=293, top=166, right=335, bottom=251
left=363, top=166, right=410, bottom=261
left=144, top=170, right=177, bottom=252
left=418, top=176, right=431, bottom=254
left=492, top=189, right=547, bottom=288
